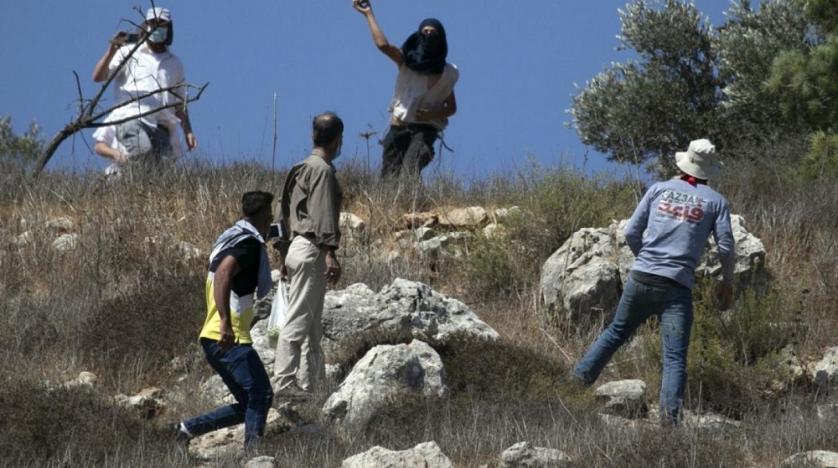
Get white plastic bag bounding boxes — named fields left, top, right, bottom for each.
left=267, top=279, right=289, bottom=348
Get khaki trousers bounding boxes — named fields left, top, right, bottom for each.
left=273, top=236, right=326, bottom=392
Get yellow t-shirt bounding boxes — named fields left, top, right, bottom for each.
left=198, top=237, right=261, bottom=344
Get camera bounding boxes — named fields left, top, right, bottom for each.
left=268, top=223, right=282, bottom=240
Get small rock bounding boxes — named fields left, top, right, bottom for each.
left=495, top=206, right=522, bottom=221
left=64, top=371, right=98, bottom=389
left=45, top=217, right=74, bottom=234
left=483, top=223, right=506, bottom=239
left=682, top=411, right=741, bottom=431
left=245, top=455, right=276, bottom=468
left=413, top=226, right=436, bottom=241
left=52, top=233, right=80, bottom=252
left=598, top=413, right=654, bottom=430
left=113, top=387, right=166, bottom=419
left=12, top=231, right=33, bottom=247
left=176, top=241, right=203, bottom=262
left=810, top=347, right=838, bottom=390
left=817, top=404, right=838, bottom=421
left=340, top=213, right=366, bottom=232
left=595, top=379, right=647, bottom=418
left=342, top=441, right=452, bottom=468
left=782, top=450, right=838, bottom=468
left=439, top=206, right=489, bottom=228
left=500, top=441, right=574, bottom=467
left=402, top=212, right=438, bottom=229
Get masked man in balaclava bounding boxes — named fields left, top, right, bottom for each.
left=354, top=0, right=458, bottom=180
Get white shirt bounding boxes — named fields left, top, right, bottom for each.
left=390, top=63, right=459, bottom=130
left=107, top=43, right=185, bottom=127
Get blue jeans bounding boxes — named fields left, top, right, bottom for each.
left=183, top=339, right=274, bottom=446
left=573, top=274, right=693, bottom=425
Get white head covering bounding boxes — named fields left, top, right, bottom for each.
left=675, top=139, right=720, bottom=180
left=146, top=7, right=171, bottom=22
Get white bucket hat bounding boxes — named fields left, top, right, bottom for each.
left=146, top=7, right=172, bottom=23
left=675, top=139, right=720, bottom=180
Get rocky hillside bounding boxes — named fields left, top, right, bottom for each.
left=1, top=162, right=837, bottom=467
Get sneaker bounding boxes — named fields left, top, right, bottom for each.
left=172, top=422, right=192, bottom=443
left=275, top=383, right=312, bottom=402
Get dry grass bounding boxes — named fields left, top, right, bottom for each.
left=0, top=160, right=836, bottom=467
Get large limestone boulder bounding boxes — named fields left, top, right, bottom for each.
left=782, top=451, right=838, bottom=468
left=342, top=441, right=453, bottom=468
left=540, top=226, right=622, bottom=325
left=323, top=340, right=447, bottom=433
left=696, top=215, right=766, bottom=281
left=321, top=279, right=499, bottom=356
left=809, top=347, right=838, bottom=390
left=541, top=215, right=765, bottom=326
left=500, top=441, right=574, bottom=467
left=595, top=379, right=647, bottom=418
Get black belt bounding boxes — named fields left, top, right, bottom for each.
left=631, top=270, right=686, bottom=289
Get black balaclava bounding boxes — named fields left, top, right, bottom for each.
left=401, top=18, right=447, bottom=75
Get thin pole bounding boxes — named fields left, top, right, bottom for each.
left=271, top=92, right=278, bottom=173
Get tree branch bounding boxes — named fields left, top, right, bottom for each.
left=31, top=82, right=207, bottom=177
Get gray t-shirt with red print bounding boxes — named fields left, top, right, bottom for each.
left=624, top=178, right=735, bottom=289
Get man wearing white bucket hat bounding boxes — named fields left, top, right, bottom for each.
left=573, top=138, right=735, bottom=426
left=92, top=7, right=198, bottom=169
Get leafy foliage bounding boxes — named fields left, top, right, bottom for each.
left=571, top=0, right=817, bottom=172
left=571, top=0, right=719, bottom=173
left=0, top=116, right=44, bottom=169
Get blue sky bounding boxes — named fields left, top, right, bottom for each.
left=1, top=1, right=732, bottom=178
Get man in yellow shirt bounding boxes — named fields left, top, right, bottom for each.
left=175, top=191, right=275, bottom=448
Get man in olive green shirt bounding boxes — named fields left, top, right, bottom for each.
left=273, top=112, right=344, bottom=399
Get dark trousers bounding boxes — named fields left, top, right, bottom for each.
left=183, top=339, right=274, bottom=447
left=380, top=124, right=438, bottom=179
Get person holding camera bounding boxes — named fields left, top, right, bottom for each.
left=272, top=112, right=344, bottom=400
left=353, top=0, right=458, bottom=179
left=92, top=7, right=197, bottom=169
left=175, top=191, right=276, bottom=448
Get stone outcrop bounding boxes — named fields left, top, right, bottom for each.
left=321, top=279, right=499, bottom=355
left=188, top=408, right=286, bottom=460
left=782, top=451, right=838, bottom=468
left=595, top=379, right=647, bottom=418
left=323, top=340, right=447, bottom=433
left=500, top=441, right=574, bottom=467
left=342, top=441, right=453, bottom=468
left=541, top=215, right=765, bottom=325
